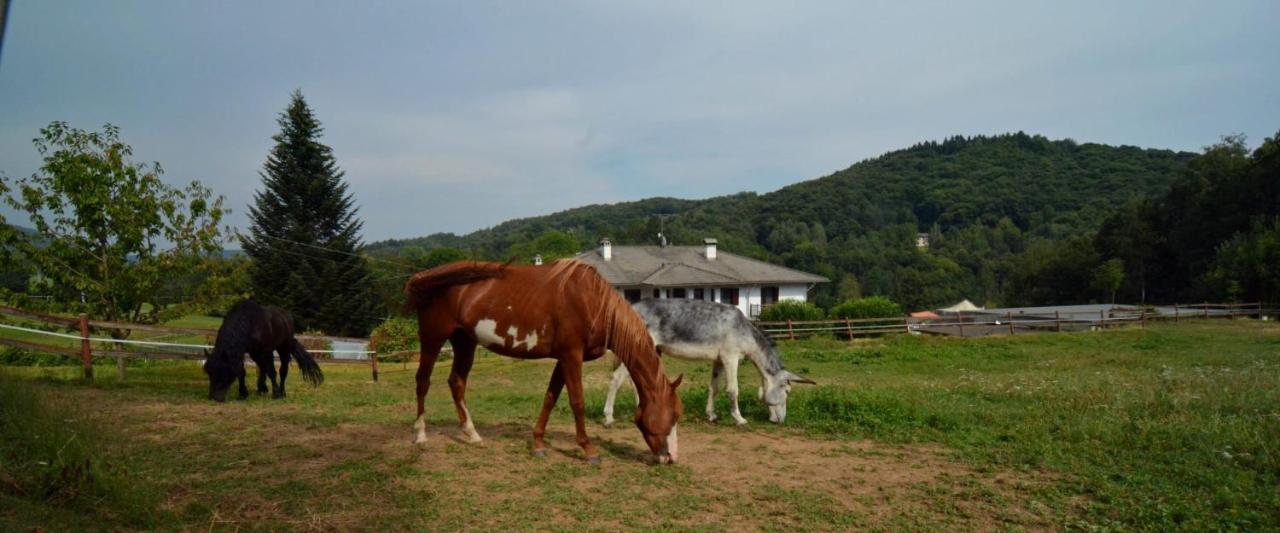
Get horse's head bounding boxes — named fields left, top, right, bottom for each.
left=758, top=370, right=816, bottom=424
left=635, top=374, right=683, bottom=464
left=203, top=349, right=242, bottom=402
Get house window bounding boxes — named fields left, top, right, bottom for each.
left=761, top=286, right=779, bottom=305
left=624, top=289, right=641, bottom=303
left=721, top=287, right=739, bottom=305
left=693, top=288, right=704, bottom=300
left=653, top=289, right=661, bottom=299
left=671, top=288, right=687, bottom=299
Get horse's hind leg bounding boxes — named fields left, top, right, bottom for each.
left=447, top=333, right=481, bottom=443
left=602, top=359, right=629, bottom=427
left=277, top=343, right=293, bottom=397
left=532, top=361, right=566, bottom=457
left=413, top=338, right=447, bottom=445
left=256, top=363, right=268, bottom=395
left=255, top=350, right=280, bottom=397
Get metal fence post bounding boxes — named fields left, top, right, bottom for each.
left=1174, top=304, right=1180, bottom=322
left=1203, top=302, right=1209, bottom=319
left=1140, top=308, right=1146, bottom=328
left=1006, top=312, right=1015, bottom=335
left=370, top=337, right=380, bottom=382
left=78, top=313, right=92, bottom=381
left=1055, top=310, right=1062, bottom=333
left=957, top=312, right=965, bottom=337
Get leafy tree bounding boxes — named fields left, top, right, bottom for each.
left=241, top=91, right=380, bottom=336
left=0, top=122, right=229, bottom=327
left=1092, top=258, right=1125, bottom=304
left=829, top=296, right=903, bottom=319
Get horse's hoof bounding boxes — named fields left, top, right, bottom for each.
left=272, top=393, right=284, bottom=400
left=586, top=455, right=602, bottom=466
left=735, top=419, right=748, bottom=427
left=532, top=449, right=548, bottom=458
left=602, top=420, right=614, bottom=428
left=462, top=431, right=482, bottom=444
left=707, top=415, right=719, bottom=424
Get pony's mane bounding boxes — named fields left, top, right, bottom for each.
left=547, top=260, right=668, bottom=393
left=745, top=317, right=785, bottom=375
left=206, top=300, right=263, bottom=372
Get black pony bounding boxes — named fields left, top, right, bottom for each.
left=204, top=300, right=323, bottom=402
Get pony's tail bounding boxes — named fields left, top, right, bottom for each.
left=291, top=340, right=324, bottom=386
left=404, top=261, right=508, bottom=313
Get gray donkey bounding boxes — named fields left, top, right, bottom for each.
left=603, top=298, right=815, bottom=425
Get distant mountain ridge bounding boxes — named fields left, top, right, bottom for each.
left=368, top=132, right=1195, bottom=308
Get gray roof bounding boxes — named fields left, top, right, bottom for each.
left=574, top=245, right=829, bottom=287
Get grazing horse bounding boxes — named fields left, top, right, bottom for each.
left=405, top=260, right=683, bottom=464
left=603, top=298, right=815, bottom=426
left=203, top=300, right=324, bottom=402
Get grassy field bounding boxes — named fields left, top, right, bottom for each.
left=2, top=320, right=1278, bottom=531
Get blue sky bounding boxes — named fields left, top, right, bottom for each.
left=1, top=1, right=1277, bottom=242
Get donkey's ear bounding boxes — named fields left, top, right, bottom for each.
left=671, top=374, right=684, bottom=389
left=784, top=371, right=816, bottom=385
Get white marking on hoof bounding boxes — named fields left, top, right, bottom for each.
left=413, top=415, right=428, bottom=444
left=460, top=406, right=482, bottom=443
left=733, top=415, right=749, bottom=426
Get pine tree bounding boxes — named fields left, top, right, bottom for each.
left=242, top=91, right=381, bottom=336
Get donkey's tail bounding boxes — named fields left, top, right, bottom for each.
left=404, top=260, right=508, bottom=313
left=291, top=340, right=324, bottom=386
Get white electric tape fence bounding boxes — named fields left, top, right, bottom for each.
left=0, top=322, right=375, bottom=354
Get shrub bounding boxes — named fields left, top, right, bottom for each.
left=759, top=300, right=825, bottom=321
left=829, top=296, right=904, bottom=320
left=369, top=316, right=424, bottom=362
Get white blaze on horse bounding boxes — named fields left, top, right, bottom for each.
left=604, top=298, right=814, bottom=426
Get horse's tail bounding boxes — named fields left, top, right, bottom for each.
left=291, top=340, right=324, bottom=386
left=404, top=261, right=508, bottom=313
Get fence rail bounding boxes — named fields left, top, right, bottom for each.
left=1, top=303, right=1274, bottom=381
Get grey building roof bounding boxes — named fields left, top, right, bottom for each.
left=574, top=245, right=829, bottom=287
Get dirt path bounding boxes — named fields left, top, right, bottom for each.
left=59, top=387, right=1065, bottom=531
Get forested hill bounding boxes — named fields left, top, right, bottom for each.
left=368, top=133, right=1196, bottom=309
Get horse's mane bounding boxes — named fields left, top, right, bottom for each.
left=207, top=300, right=263, bottom=371
left=216, top=301, right=264, bottom=353
left=547, top=260, right=669, bottom=394
left=404, top=261, right=509, bottom=312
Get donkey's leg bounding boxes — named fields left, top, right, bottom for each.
left=559, top=354, right=600, bottom=464
left=723, top=355, right=748, bottom=425
left=413, top=338, right=447, bottom=445
left=447, top=333, right=482, bottom=443
left=602, top=361, right=630, bottom=427
left=277, top=346, right=292, bottom=398
left=706, top=359, right=725, bottom=423
left=532, top=361, right=566, bottom=457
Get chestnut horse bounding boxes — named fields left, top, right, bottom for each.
left=405, top=260, right=684, bottom=464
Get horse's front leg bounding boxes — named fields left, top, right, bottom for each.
left=532, top=361, right=565, bottom=457
left=237, top=365, right=250, bottom=400
left=559, top=354, right=600, bottom=464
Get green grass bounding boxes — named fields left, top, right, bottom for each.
left=1, top=320, right=1278, bottom=530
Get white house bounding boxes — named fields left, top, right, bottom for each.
left=573, top=238, right=829, bottom=317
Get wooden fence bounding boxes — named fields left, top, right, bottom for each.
left=755, top=302, right=1272, bottom=340
left=1, top=302, right=1273, bottom=382
left=0, top=305, right=419, bottom=382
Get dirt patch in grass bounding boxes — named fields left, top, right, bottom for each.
left=52, top=385, right=1065, bottom=531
